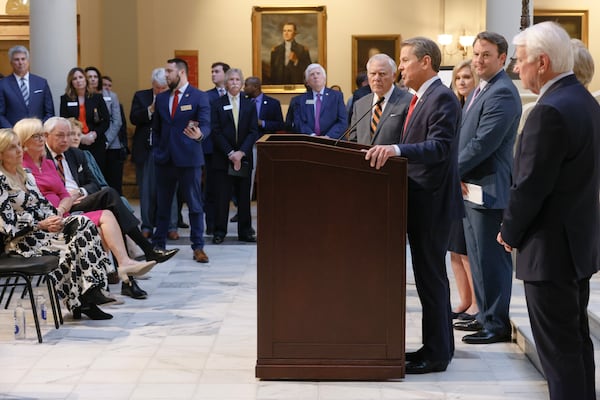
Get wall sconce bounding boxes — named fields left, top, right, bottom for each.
left=437, top=33, right=476, bottom=61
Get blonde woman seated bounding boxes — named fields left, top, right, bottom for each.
left=13, top=118, right=155, bottom=290
left=0, top=128, right=114, bottom=319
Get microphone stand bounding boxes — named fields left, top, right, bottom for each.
left=334, top=96, right=385, bottom=146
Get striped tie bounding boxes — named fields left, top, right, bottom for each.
left=20, top=77, right=29, bottom=106
left=55, top=154, right=66, bottom=184
left=370, top=98, right=384, bottom=139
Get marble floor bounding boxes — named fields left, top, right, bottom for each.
left=0, top=206, right=551, bottom=399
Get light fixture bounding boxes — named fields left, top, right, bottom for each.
left=438, top=32, right=475, bottom=64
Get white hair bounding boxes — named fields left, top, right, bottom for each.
left=513, top=21, right=573, bottom=74
left=366, top=53, right=397, bottom=73
left=151, top=68, right=166, bottom=86
left=304, top=63, right=326, bottom=81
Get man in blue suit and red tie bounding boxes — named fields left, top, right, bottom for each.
left=288, top=63, right=347, bottom=138
left=152, top=58, right=210, bottom=263
left=0, top=45, right=54, bottom=127
left=366, top=37, right=463, bottom=374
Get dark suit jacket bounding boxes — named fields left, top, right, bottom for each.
left=269, top=40, right=311, bottom=84
left=501, top=74, right=600, bottom=281
left=152, top=85, right=211, bottom=168
left=459, top=70, right=521, bottom=209
left=400, top=78, right=464, bottom=224
left=289, top=88, right=347, bottom=139
left=348, top=87, right=411, bottom=145
left=59, top=93, right=110, bottom=155
left=347, top=84, right=372, bottom=122
left=0, top=74, right=55, bottom=127
left=46, top=146, right=101, bottom=195
left=202, top=87, right=225, bottom=154
left=129, top=88, right=153, bottom=165
left=255, top=93, right=284, bottom=135
left=211, top=94, right=259, bottom=171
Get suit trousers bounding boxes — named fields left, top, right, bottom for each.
left=524, top=278, right=595, bottom=400
left=407, top=213, right=454, bottom=363
left=104, top=149, right=125, bottom=195
left=213, top=168, right=252, bottom=239
left=463, top=206, right=512, bottom=335
left=153, top=164, right=204, bottom=250
left=72, top=187, right=139, bottom=233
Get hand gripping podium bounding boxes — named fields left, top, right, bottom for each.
left=256, top=134, right=407, bottom=380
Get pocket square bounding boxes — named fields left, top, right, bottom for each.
left=77, top=165, right=83, bottom=172
left=34, top=89, right=43, bottom=94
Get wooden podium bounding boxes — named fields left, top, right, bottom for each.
left=255, top=134, right=407, bottom=380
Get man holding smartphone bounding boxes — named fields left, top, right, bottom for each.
left=152, top=58, right=210, bottom=263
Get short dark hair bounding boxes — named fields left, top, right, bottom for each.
left=475, top=31, right=509, bottom=57
left=84, top=66, right=103, bottom=92
left=282, top=22, right=297, bottom=32
left=355, top=71, right=368, bottom=87
left=167, top=58, right=189, bottom=75
left=401, top=37, right=442, bottom=73
left=211, top=62, right=230, bottom=73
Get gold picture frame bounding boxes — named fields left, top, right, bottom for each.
left=352, top=35, right=401, bottom=90
left=533, top=9, right=588, bottom=46
left=251, top=6, right=327, bottom=93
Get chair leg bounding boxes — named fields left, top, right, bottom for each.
left=45, top=276, right=60, bottom=329
left=6, top=276, right=19, bottom=309
left=22, top=274, right=42, bottom=343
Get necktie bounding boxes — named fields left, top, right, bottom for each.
left=370, top=97, right=384, bottom=139
left=55, top=154, right=65, bottom=184
left=232, top=96, right=239, bottom=139
left=171, top=90, right=180, bottom=118
left=466, top=86, right=481, bottom=111
left=403, top=95, right=418, bottom=136
left=314, top=94, right=322, bottom=135
left=20, top=77, right=29, bottom=106
left=218, top=87, right=226, bottom=97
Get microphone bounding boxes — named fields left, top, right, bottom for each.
left=334, top=96, right=385, bottom=146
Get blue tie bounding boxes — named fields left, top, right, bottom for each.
left=20, top=78, right=29, bottom=106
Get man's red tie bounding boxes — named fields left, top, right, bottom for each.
left=171, top=90, right=180, bottom=118
left=55, top=154, right=66, bottom=184
left=403, top=94, right=418, bottom=136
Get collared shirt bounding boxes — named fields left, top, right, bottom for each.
left=47, top=147, right=80, bottom=193
left=312, top=90, right=324, bottom=114
left=371, top=85, right=395, bottom=114
left=13, top=72, right=29, bottom=83
left=539, top=71, right=574, bottom=98
left=169, top=83, right=189, bottom=115
left=254, top=93, right=264, bottom=128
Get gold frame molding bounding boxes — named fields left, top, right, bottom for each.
left=351, top=34, right=401, bottom=90
left=533, top=9, right=588, bottom=46
left=251, top=6, right=327, bottom=94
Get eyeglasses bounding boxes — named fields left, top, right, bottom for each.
left=30, top=133, right=45, bottom=141
left=51, top=133, right=74, bottom=139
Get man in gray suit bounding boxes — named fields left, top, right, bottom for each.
left=348, top=53, right=411, bottom=145
left=452, top=31, right=522, bottom=344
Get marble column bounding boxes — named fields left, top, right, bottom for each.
left=29, top=0, right=78, bottom=114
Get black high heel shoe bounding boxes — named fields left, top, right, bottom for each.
left=72, top=303, right=113, bottom=320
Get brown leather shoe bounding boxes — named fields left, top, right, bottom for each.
left=168, top=231, right=180, bottom=240
left=193, top=249, right=209, bottom=263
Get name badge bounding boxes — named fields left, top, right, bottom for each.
left=223, top=104, right=233, bottom=111
left=181, top=104, right=192, bottom=111
left=67, top=101, right=78, bottom=107
left=103, top=96, right=112, bottom=102
left=305, top=99, right=315, bottom=105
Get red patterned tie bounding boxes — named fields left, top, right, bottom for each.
left=171, top=90, right=180, bottom=118
left=403, top=95, right=418, bottom=137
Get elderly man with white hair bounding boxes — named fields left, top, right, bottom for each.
left=498, top=21, right=600, bottom=400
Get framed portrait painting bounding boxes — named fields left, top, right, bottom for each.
left=252, top=6, right=327, bottom=93
left=533, top=9, right=588, bottom=45
left=352, top=35, right=401, bottom=90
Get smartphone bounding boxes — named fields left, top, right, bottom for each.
left=187, top=120, right=199, bottom=129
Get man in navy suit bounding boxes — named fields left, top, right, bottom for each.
left=202, top=62, right=230, bottom=235
left=152, top=58, right=210, bottom=263
left=0, top=45, right=54, bottom=127
left=129, top=68, right=169, bottom=238
left=451, top=32, right=522, bottom=345
left=366, top=37, right=463, bottom=374
left=288, top=63, right=347, bottom=139
left=498, top=22, right=600, bottom=400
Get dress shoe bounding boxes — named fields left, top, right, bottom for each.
left=206, top=227, right=214, bottom=235
left=142, top=230, right=152, bottom=239
left=146, top=248, right=179, bottom=263
left=462, top=329, right=511, bottom=344
left=118, top=260, right=157, bottom=281
left=168, top=231, right=180, bottom=240
left=405, top=359, right=448, bottom=374
left=212, top=235, right=224, bottom=244
left=457, top=312, right=477, bottom=321
left=405, top=348, right=425, bottom=363
left=72, top=303, right=113, bottom=320
left=82, top=286, right=114, bottom=305
left=238, top=235, right=256, bottom=242
left=453, top=319, right=483, bottom=331
left=229, top=214, right=238, bottom=223
left=177, top=221, right=189, bottom=229
left=121, top=279, right=147, bottom=299
left=193, top=249, right=209, bottom=263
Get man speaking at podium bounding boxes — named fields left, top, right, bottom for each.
left=348, top=53, right=411, bottom=145
left=365, top=37, right=463, bottom=374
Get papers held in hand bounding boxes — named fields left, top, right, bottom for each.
left=463, top=183, right=484, bottom=205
